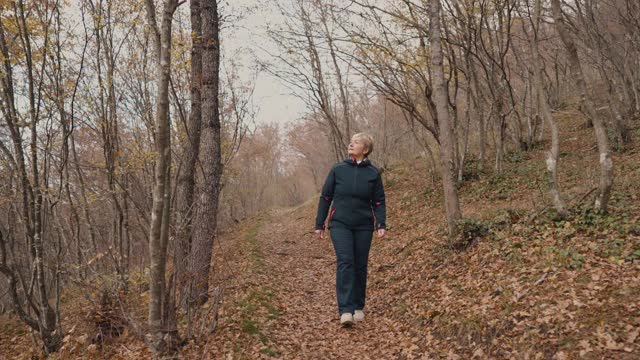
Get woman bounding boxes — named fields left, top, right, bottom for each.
left=314, top=132, right=387, bottom=327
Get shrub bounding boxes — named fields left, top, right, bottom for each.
left=449, top=218, right=490, bottom=251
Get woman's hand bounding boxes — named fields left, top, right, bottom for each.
left=315, top=229, right=325, bottom=239
left=377, top=229, right=386, bottom=237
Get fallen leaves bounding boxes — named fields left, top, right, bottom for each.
left=627, top=326, right=640, bottom=344
left=2, top=127, right=640, bottom=359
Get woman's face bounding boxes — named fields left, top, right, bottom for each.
left=348, top=137, right=367, bottom=158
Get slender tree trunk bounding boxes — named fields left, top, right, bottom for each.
left=494, top=93, right=506, bottom=174
left=458, top=79, right=472, bottom=183
left=298, top=2, right=347, bottom=161
left=551, top=0, right=613, bottom=212
left=145, top=0, right=179, bottom=353
left=55, top=19, right=85, bottom=277
left=429, top=0, right=462, bottom=236
left=601, top=71, right=631, bottom=149
left=71, top=133, right=98, bottom=254
left=471, top=70, right=487, bottom=171
left=319, top=4, right=350, bottom=143
left=67, top=8, right=97, bottom=257
left=531, top=0, right=567, bottom=218
left=190, top=0, right=223, bottom=305
left=90, top=0, right=127, bottom=279
left=122, top=174, right=131, bottom=274
left=16, top=0, right=61, bottom=351
left=175, top=0, right=203, bottom=307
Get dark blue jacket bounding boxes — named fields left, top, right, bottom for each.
left=315, top=156, right=386, bottom=231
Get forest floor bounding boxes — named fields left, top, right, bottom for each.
left=1, top=112, right=640, bottom=359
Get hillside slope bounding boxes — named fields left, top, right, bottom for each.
left=1, top=113, right=639, bottom=359
left=197, top=113, right=639, bottom=359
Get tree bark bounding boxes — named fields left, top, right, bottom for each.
left=90, top=0, right=126, bottom=281
left=319, top=4, right=351, bottom=145
left=190, top=0, right=223, bottom=305
left=0, top=2, right=62, bottom=352
left=428, top=0, right=462, bottom=236
left=550, top=0, right=613, bottom=212
left=145, top=0, right=180, bottom=353
left=298, top=2, right=347, bottom=162
left=174, top=0, right=203, bottom=307
left=18, top=0, right=61, bottom=351
left=530, top=0, right=568, bottom=218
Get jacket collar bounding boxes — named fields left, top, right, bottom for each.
left=344, top=155, right=371, bottom=167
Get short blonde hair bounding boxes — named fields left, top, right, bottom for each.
left=352, top=132, right=374, bottom=157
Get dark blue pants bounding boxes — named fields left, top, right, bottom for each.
left=329, top=227, right=373, bottom=315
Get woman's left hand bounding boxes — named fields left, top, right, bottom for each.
left=377, top=229, right=386, bottom=237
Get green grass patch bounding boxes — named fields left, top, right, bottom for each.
left=392, top=301, right=409, bottom=318
left=571, top=207, right=639, bottom=236
left=447, top=218, right=491, bottom=251
left=462, top=154, right=546, bottom=200
left=260, top=347, right=279, bottom=356
left=241, top=318, right=260, bottom=335
left=245, top=222, right=265, bottom=271
left=544, top=245, right=586, bottom=270
left=233, top=220, right=282, bottom=353
left=533, top=207, right=640, bottom=265
left=236, top=287, right=282, bottom=344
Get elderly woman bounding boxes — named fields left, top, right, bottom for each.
left=314, top=132, right=387, bottom=327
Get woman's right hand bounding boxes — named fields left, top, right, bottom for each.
left=315, top=229, right=324, bottom=239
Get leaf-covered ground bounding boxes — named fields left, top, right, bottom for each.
left=1, top=113, right=639, bottom=359
left=191, top=113, right=640, bottom=359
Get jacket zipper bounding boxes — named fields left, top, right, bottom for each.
left=351, top=163, right=358, bottom=225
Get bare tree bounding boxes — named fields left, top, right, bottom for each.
left=266, top=0, right=352, bottom=162
left=86, top=0, right=131, bottom=283
left=0, top=0, right=64, bottom=353
left=174, top=0, right=203, bottom=308
left=429, top=0, right=463, bottom=235
left=190, top=0, right=223, bottom=305
left=572, top=0, right=634, bottom=147
left=524, top=0, right=568, bottom=217
left=144, top=0, right=182, bottom=353
left=551, top=0, right=613, bottom=212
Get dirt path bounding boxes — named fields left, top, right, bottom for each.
left=208, top=204, right=413, bottom=359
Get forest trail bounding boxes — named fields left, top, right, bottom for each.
left=205, top=204, right=414, bottom=359
left=1, top=117, right=638, bottom=359
left=202, top=121, right=640, bottom=359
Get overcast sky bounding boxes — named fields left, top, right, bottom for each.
left=224, top=0, right=307, bottom=128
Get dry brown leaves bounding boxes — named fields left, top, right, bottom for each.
left=2, top=117, right=639, bottom=359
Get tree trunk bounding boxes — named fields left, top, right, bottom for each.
left=550, top=0, right=613, bottom=212
left=531, top=0, right=567, bottom=218
left=145, top=0, right=179, bottom=353
left=319, top=4, right=351, bottom=144
left=174, top=0, right=203, bottom=307
left=429, top=0, right=462, bottom=236
left=190, top=0, right=223, bottom=306
left=19, top=0, right=61, bottom=351
left=0, top=2, right=62, bottom=352
left=299, top=2, right=347, bottom=161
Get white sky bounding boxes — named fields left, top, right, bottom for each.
left=61, top=0, right=307, bottom=128
left=224, top=0, right=307, bottom=127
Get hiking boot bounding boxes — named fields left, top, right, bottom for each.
left=340, top=312, right=354, bottom=327
left=353, top=310, right=365, bottom=322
